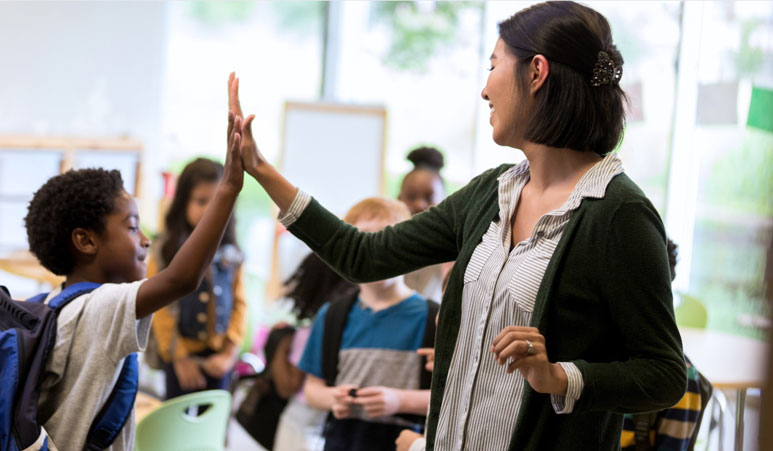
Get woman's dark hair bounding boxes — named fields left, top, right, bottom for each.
left=160, top=158, right=238, bottom=266
left=284, top=253, right=357, bottom=321
left=498, top=1, right=627, bottom=155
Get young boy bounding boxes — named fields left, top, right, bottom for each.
left=24, top=114, right=244, bottom=450
left=297, top=197, right=433, bottom=451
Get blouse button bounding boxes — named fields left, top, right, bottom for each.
left=213, top=285, right=223, bottom=296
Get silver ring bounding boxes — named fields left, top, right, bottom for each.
left=524, top=339, right=534, bottom=356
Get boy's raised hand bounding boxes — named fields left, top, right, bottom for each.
left=135, top=80, right=244, bottom=319
left=223, top=112, right=244, bottom=193
left=227, top=72, right=297, bottom=212
left=227, top=73, right=269, bottom=178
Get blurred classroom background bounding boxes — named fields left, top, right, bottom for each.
left=0, top=2, right=771, bottom=450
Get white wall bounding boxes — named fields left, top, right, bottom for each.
left=0, top=1, right=168, bottom=227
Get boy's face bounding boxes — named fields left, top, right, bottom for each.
left=96, top=191, right=151, bottom=283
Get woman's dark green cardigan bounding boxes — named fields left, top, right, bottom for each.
left=287, top=164, right=686, bottom=450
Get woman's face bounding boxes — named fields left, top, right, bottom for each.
left=398, top=169, right=445, bottom=215
left=481, top=38, right=523, bottom=147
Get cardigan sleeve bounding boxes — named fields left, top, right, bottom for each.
left=572, top=201, right=687, bottom=413
left=285, top=165, right=512, bottom=285
left=286, top=183, right=476, bottom=284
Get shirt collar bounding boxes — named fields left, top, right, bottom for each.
left=497, top=152, right=624, bottom=214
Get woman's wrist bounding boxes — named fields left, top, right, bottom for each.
left=246, top=158, right=271, bottom=180
left=549, top=362, right=569, bottom=396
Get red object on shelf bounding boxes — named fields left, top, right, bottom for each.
left=161, top=171, right=177, bottom=199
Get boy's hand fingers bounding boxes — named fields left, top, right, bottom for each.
left=227, top=111, right=234, bottom=141
left=416, top=348, right=434, bottom=360
left=352, top=387, right=381, bottom=397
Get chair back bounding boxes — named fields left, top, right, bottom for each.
left=134, top=389, right=231, bottom=451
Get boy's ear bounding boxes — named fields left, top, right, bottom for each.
left=71, top=228, right=99, bottom=255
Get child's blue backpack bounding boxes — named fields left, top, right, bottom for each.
left=0, top=282, right=139, bottom=451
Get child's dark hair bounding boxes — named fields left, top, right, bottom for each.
left=283, top=253, right=357, bottom=321
left=498, top=1, right=627, bottom=155
left=25, top=168, right=125, bottom=275
left=160, top=158, right=238, bottom=266
left=406, top=146, right=444, bottom=174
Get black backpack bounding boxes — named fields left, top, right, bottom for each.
left=321, top=291, right=439, bottom=425
left=0, top=283, right=139, bottom=451
left=235, top=324, right=296, bottom=450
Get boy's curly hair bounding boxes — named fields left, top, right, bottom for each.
left=25, top=168, right=125, bottom=275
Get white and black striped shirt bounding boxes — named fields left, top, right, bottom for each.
left=430, top=154, right=623, bottom=451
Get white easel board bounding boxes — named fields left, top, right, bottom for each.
left=280, top=101, right=387, bottom=216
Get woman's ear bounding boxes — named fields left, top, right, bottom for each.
left=71, top=228, right=98, bottom=256
left=529, top=55, right=550, bottom=95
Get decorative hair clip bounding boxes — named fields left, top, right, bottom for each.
left=590, top=51, right=622, bottom=87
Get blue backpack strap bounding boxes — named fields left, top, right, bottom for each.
left=26, top=293, right=49, bottom=304
left=27, top=282, right=101, bottom=307
left=48, top=282, right=101, bottom=310
left=85, top=353, right=139, bottom=450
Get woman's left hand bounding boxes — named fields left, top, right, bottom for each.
left=490, top=326, right=567, bottom=395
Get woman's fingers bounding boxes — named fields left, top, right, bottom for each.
left=491, top=327, right=542, bottom=353
left=495, top=339, right=527, bottom=365
left=228, top=73, right=243, bottom=117
left=227, top=111, right=234, bottom=141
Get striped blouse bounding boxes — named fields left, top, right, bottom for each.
left=431, top=154, right=623, bottom=450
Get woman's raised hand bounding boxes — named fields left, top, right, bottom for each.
left=226, top=72, right=298, bottom=212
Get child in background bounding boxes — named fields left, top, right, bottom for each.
left=397, top=146, right=446, bottom=217
left=149, top=157, right=247, bottom=399
left=272, top=252, right=358, bottom=450
left=26, top=115, right=244, bottom=450
left=298, top=197, right=435, bottom=451
left=398, top=146, right=449, bottom=303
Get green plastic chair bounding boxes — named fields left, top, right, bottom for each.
left=134, top=389, right=232, bottom=451
left=674, top=293, right=708, bottom=329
